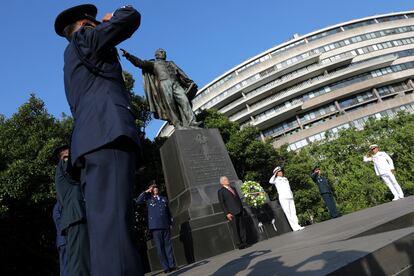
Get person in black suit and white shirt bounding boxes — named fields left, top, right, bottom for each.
left=217, top=176, right=247, bottom=249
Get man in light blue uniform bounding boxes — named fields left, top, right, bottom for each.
left=136, top=182, right=176, bottom=273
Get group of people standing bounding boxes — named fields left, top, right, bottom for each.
left=269, top=143, right=404, bottom=233
left=218, top=144, right=405, bottom=249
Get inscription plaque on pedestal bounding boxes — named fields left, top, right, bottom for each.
left=160, top=129, right=239, bottom=219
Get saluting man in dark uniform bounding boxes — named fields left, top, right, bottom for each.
left=54, top=4, right=143, bottom=275
left=54, top=145, right=89, bottom=276
left=135, top=182, right=176, bottom=273
left=311, top=166, right=340, bottom=219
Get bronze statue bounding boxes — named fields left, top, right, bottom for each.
left=121, top=48, right=200, bottom=128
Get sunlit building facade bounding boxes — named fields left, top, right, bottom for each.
left=158, top=11, right=414, bottom=150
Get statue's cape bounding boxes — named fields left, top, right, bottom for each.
left=171, top=61, right=198, bottom=102
left=142, top=70, right=169, bottom=120
left=142, top=60, right=198, bottom=120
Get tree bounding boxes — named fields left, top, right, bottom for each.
left=0, top=95, right=72, bottom=275
left=123, top=71, right=152, bottom=135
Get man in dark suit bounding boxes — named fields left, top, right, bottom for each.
left=135, top=182, right=176, bottom=273
left=54, top=145, right=89, bottom=276
left=52, top=201, right=68, bottom=276
left=54, top=4, right=143, bottom=275
left=311, top=166, right=340, bottom=218
left=217, top=176, right=247, bottom=249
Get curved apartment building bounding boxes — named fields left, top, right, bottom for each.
left=158, top=11, right=414, bottom=151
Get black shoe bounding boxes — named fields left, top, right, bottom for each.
left=169, top=267, right=177, bottom=272
left=238, top=243, right=247, bottom=249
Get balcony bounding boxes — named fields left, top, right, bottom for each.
left=231, top=54, right=397, bottom=124
left=222, top=52, right=355, bottom=118
left=194, top=52, right=320, bottom=111
left=252, top=100, right=303, bottom=129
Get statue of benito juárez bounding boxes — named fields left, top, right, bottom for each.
left=121, top=48, right=200, bottom=129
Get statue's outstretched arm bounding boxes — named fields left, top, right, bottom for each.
left=120, top=49, right=154, bottom=71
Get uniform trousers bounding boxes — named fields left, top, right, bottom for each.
left=152, top=229, right=175, bottom=272
left=58, top=244, right=68, bottom=276
left=81, top=145, right=143, bottom=276
left=279, top=198, right=302, bottom=231
left=228, top=212, right=247, bottom=247
left=321, top=193, right=339, bottom=218
left=65, top=220, right=90, bottom=276
left=380, top=173, right=404, bottom=199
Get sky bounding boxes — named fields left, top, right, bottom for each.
left=0, top=0, right=413, bottom=140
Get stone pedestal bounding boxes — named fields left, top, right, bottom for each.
left=147, top=129, right=291, bottom=271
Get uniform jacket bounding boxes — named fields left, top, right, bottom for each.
left=136, top=192, right=172, bottom=230
left=63, top=6, right=141, bottom=164
left=217, top=186, right=243, bottom=217
left=363, top=151, right=395, bottom=175
left=310, top=173, right=333, bottom=194
left=52, top=201, right=66, bottom=247
left=55, top=159, right=86, bottom=233
left=269, top=176, right=294, bottom=199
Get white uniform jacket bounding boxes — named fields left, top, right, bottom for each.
left=363, top=151, right=395, bottom=176
left=269, top=175, right=294, bottom=199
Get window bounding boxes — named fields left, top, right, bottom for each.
left=377, top=15, right=406, bottom=23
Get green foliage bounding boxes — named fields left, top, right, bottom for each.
left=197, top=109, right=239, bottom=143
left=0, top=95, right=71, bottom=217
left=0, top=95, right=72, bottom=275
left=123, top=71, right=152, bottom=133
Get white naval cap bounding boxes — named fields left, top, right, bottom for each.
left=369, top=144, right=379, bottom=150
left=273, top=166, right=282, bottom=174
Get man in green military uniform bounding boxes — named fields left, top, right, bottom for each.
left=311, top=166, right=340, bottom=219
left=54, top=145, right=90, bottom=276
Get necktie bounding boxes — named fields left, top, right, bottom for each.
left=227, top=187, right=236, bottom=196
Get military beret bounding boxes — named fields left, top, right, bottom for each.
left=54, top=4, right=99, bottom=37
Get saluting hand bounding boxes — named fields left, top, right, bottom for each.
left=102, top=13, right=113, bottom=22
left=226, top=213, right=233, bottom=221
left=145, top=187, right=153, bottom=193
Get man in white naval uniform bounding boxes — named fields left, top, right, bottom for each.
left=363, top=144, right=404, bottom=201
left=269, top=167, right=304, bottom=231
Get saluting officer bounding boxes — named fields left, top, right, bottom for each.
left=311, top=166, right=340, bottom=219
left=54, top=145, right=89, bottom=276
left=269, top=167, right=304, bottom=231
left=363, top=144, right=404, bottom=201
left=135, top=182, right=176, bottom=273
left=54, top=4, right=143, bottom=275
